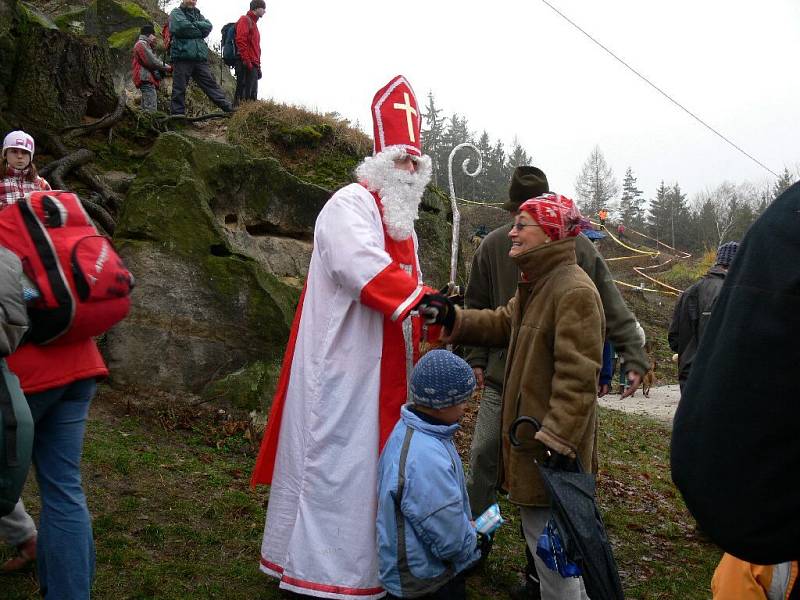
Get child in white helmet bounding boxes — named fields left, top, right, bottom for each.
left=0, top=130, right=51, bottom=211
left=0, top=129, right=45, bottom=572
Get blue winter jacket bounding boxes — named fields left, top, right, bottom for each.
left=377, top=406, right=480, bottom=597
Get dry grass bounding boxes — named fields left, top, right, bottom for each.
left=226, top=100, right=372, bottom=190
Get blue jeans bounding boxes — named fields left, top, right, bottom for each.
left=28, top=378, right=97, bottom=600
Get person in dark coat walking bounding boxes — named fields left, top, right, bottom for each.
left=671, top=181, right=800, bottom=565
left=668, top=241, right=738, bottom=391
left=168, top=0, right=234, bottom=115
left=234, top=0, right=265, bottom=106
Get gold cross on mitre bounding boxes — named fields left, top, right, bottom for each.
left=393, top=92, right=418, bottom=143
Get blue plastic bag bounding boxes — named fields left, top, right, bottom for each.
left=536, top=518, right=582, bottom=578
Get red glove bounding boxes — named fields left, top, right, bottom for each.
left=244, top=60, right=253, bottom=71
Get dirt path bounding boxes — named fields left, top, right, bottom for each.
left=599, top=384, right=681, bottom=426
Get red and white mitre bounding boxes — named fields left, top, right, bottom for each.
left=371, top=75, right=422, bottom=157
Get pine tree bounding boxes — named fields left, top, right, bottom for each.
left=772, top=166, right=797, bottom=200
left=648, top=181, right=671, bottom=245
left=618, top=167, right=645, bottom=229
left=473, top=131, right=494, bottom=201
left=574, top=146, right=619, bottom=217
left=506, top=137, right=532, bottom=170
left=421, top=92, right=445, bottom=186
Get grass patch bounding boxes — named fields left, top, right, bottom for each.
left=226, top=100, right=372, bottom=190
left=2, top=391, right=719, bottom=599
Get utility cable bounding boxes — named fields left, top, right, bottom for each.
left=540, top=0, right=780, bottom=179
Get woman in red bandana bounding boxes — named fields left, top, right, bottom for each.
left=421, top=193, right=604, bottom=600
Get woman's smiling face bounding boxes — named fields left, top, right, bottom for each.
left=508, top=211, right=550, bottom=257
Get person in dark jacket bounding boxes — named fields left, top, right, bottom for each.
left=234, top=0, right=265, bottom=106
left=671, top=182, right=799, bottom=565
left=668, top=241, right=738, bottom=391
left=168, top=0, right=234, bottom=115
left=131, top=25, right=172, bottom=112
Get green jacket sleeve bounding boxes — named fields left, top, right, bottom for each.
left=575, top=235, right=649, bottom=376
left=169, top=8, right=207, bottom=39
left=462, top=246, right=491, bottom=370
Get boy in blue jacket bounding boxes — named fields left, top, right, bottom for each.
left=377, top=350, right=481, bottom=599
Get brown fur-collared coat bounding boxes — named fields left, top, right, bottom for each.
left=445, top=237, right=604, bottom=507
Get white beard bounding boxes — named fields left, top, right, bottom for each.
left=355, top=146, right=432, bottom=241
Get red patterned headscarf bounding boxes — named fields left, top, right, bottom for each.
left=518, top=193, right=583, bottom=241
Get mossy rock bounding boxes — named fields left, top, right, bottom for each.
left=18, top=2, right=58, bottom=29
left=108, top=25, right=139, bottom=50
left=201, top=360, right=282, bottom=411
left=54, top=8, right=88, bottom=34
left=9, top=26, right=117, bottom=129
left=82, top=0, right=150, bottom=39
left=227, top=100, right=372, bottom=191
left=110, top=133, right=331, bottom=395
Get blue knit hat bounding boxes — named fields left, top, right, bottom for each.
left=409, top=350, right=476, bottom=409
left=715, top=241, right=739, bottom=267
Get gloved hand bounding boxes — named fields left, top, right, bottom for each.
left=244, top=60, right=253, bottom=71
left=542, top=450, right=579, bottom=472
left=257, top=65, right=262, bottom=79
left=415, top=293, right=455, bottom=330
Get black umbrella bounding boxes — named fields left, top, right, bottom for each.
left=510, top=416, right=625, bottom=600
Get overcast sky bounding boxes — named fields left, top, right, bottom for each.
left=187, top=0, right=799, bottom=204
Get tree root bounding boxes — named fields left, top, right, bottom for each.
left=39, top=148, right=94, bottom=189
left=81, top=194, right=116, bottom=235
left=61, top=93, right=128, bottom=142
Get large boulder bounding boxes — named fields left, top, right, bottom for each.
left=108, top=132, right=329, bottom=405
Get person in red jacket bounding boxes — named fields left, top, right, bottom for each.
left=234, top=0, right=265, bottom=106
left=6, top=339, right=108, bottom=597
left=131, top=24, right=172, bottom=112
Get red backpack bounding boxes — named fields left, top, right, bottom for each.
left=161, top=22, right=171, bottom=57
left=0, top=191, right=133, bottom=345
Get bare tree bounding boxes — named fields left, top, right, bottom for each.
left=575, top=146, right=619, bottom=216
left=693, top=182, right=759, bottom=248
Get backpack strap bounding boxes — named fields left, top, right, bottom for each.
left=0, top=371, right=18, bottom=467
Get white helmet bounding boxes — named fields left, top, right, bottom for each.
left=2, top=131, right=35, bottom=159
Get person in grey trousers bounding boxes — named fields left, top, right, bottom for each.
left=0, top=500, right=37, bottom=572
left=168, top=0, right=234, bottom=116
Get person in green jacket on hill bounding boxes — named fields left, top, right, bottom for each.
left=168, top=0, right=234, bottom=116
left=463, top=166, right=649, bottom=599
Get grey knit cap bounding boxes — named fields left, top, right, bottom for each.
left=715, top=241, right=739, bottom=267
left=409, top=350, right=476, bottom=409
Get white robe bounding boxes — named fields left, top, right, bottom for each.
left=252, top=183, right=427, bottom=599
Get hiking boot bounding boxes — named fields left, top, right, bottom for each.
left=1, top=535, right=36, bottom=574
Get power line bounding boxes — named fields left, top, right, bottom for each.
left=540, top=0, right=780, bottom=179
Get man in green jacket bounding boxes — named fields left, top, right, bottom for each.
left=169, top=0, right=234, bottom=116
left=463, top=166, right=648, bottom=597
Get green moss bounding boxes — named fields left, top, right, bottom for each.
left=227, top=100, right=371, bottom=190
left=201, top=359, right=282, bottom=411
left=118, top=1, right=151, bottom=20
left=108, top=26, right=139, bottom=49
left=54, top=8, right=87, bottom=33
left=18, top=3, right=58, bottom=29
left=117, top=132, right=300, bottom=353
left=415, top=210, right=454, bottom=289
